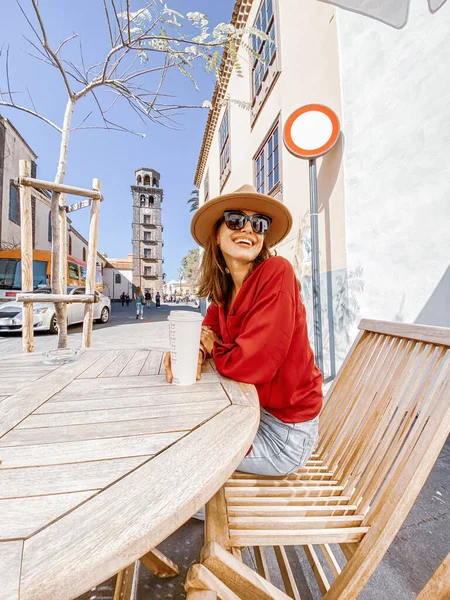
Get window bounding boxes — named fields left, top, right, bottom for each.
left=153, top=178, right=157, bottom=187
left=72, top=287, right=85, bottom=295
left=80, top=266, right=87, bottom=281
left=31, top=196, right=36, bottom=249
left=115, top=273, right=121, bottom=284
left=82, top=247, right=87, bottom=262
left=68, top=235, right=73, bottom=255
left=137, top=175, right=142, bottom=185
left=140, top=195, right=146, bottom=207
left=144, top=266, right=152, bottom=276
left=143, top=214, right=151, bottom=224
left=9, top=181, right=20, bottom=225
left=144, top=175, right=150, bottom=186
left=251, top=0, right=278, bottom=120
left=48, top=211, right=52, bottom=242
left=68, top=262, right=79, bottom=281
left=144, top=248, right=152, bottom=258
left=219, top=108, right=230, bottom=183
left=148, top=195, right=154, bottom=205
left=204, top=170, right=210, bottom=202
left=31, top=161, right=37, bottom=179
left=254, top=123, right=280, bottom=194
left=144, top=231, right=152, bottom=242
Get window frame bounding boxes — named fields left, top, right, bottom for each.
left=253, top=116, right=282, bottom=197
left=204, top=169, right=210, bottom=203
left=250, top=0, right=281, bottom=124
left=48, top=211, right=52, bottom=242
left=219, top=106, right=231, bottom=189
left=9, top=180, right=20, bottom=225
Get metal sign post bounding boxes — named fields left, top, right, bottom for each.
left=283, top=104, right=341, bottom=375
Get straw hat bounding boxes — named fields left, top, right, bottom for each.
left=191, top=184, right=293, bottom=248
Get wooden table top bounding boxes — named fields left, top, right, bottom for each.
left=0, top=349, right=259, bottom=600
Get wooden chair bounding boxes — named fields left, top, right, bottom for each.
left=201, top=320, right=450, bottom=599
left=415, top=553, right=450, bottom=600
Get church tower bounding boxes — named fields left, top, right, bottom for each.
left=131, top=168, right=164, bottom=295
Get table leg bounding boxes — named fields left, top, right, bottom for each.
left=140, top=548, right=179, bottom=578
left=113, top=563, right=136, bottom=600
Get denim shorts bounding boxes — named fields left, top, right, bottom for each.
left=237, top=408, right=319, bottom=476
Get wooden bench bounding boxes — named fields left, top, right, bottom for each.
left=188, top=320, right=450, bottom=599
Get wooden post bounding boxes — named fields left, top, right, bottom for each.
left=82, top=179, right=101, bottom=348
left=19, top=160, right=34, bottom=354
left=59, top=193, right=67, bottom=293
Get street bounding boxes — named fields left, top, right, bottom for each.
left=0, top=300, right=199, bottom=356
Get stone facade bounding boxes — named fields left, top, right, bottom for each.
left=131, top=168, right=164, bottom=295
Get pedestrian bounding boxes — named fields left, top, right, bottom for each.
left=125, top=293, right=130, bottom=306
left=145, top=290, right=151, bottom=308
left=155, top=292, right=161, bottom=307
left=135, top=286, right=144, bottom=320
left=120, top=292, right=125, bottom=307
left=164, top=183, right=322, bottom=479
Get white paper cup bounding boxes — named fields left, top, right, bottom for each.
left=167, top=310, right=204, bottom=385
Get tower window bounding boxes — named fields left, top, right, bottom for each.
left=144, top=214, right=151, bottom=224
left=144, top=175, right=150, bottom=186
left=140, top=195, right=146, bottom=207
left=149, top=196, right=154, bottom=205
left=153, top=178, right=157, bottom=187
left=137, top=175, right=142, bottom=185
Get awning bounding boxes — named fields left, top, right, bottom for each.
left=318, top=0, right=448, bottom=28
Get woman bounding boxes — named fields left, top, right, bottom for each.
left=165, top=184, right=322, bottom=477
left=135, top=286, right=144, bottom=320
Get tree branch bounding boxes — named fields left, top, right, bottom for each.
left=0, top=100, right=62, bottom=132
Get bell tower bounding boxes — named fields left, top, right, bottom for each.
left=131, top=168, right=164, bottom=295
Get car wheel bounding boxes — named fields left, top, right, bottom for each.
left=98, top=306, right=110, bottom=324
left=49, top=314, right=58, bottom=334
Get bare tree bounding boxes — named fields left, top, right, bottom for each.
left=0, top=0, right=269, bottom=347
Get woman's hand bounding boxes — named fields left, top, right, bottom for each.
left=164, top=350, right=207, bottom=383
left=201, top=326, right=221, bottom=355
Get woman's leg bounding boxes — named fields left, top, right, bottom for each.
left=237, top=409, right=319, bottom=476
left=192, top=410, right=319, bottom=520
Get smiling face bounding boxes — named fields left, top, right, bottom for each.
left=216, top=210, right=265, bottom=267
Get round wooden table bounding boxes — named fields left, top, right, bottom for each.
left=0, top=349, right=259, bottom=600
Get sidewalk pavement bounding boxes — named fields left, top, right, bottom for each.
left=1, top=303, right=446, bottom=600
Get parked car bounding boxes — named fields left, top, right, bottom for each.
left=0, top=286, right=110, bottom=334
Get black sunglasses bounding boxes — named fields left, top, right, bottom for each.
left=223, top=210, right=272, bottom=235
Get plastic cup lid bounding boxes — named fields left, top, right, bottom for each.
left=167, top=310, right=203, bottom=321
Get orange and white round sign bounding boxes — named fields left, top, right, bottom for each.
left=283, top=104, right=340, bottom=159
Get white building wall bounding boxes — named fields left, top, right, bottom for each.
left=198, top=0, right=348, bottom=374
left=103, top=267, right=133, bottom=300
left=337, top=0, right=450, bottom=329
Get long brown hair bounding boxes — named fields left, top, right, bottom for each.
left=196, top=218, right=273, bottom=305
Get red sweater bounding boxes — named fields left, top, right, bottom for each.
left=203, top=256, right=322, bottom=423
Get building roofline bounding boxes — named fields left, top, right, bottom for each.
left=0, top=114, right=38, bottom=159
left=193, top=0, right=253, bottom=189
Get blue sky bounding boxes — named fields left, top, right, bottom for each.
left=0, top=0, right=234, bottom=280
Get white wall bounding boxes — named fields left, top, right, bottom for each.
left=337, top=0, right=450, bottom=329
left=103, top=267, right=133, bottom=300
